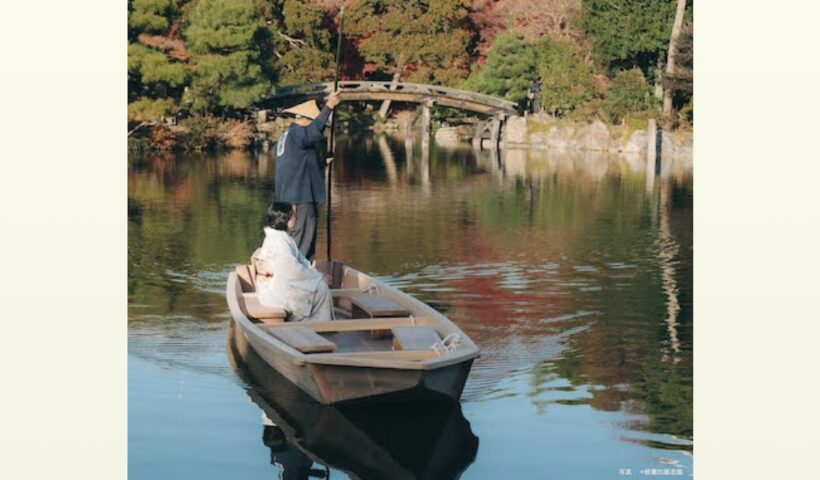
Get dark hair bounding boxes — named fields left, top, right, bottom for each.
left=266, top=202, right=293, bottom=230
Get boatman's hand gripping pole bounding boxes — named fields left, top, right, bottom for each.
left=326, top=5, right=344, bottom=262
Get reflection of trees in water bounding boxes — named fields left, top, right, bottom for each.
left=376, top=135, right=399, bottom=186
left=129, top=138, right=692, bottom=447
left=657, top=180, right=681, bottom=360
left=524, top=177, right=693, bottom=444
left=128, top=150, right=274, bottom=322
left=330, top=141, right=691, bottom=445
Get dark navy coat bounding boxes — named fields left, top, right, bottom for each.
left=275, top=106, right=332, bottom=204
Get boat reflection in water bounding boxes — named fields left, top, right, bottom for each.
left=227, top=320, right=480, bottom=480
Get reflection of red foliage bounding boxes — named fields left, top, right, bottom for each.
left=439, top=226, right=566, bottom=347
left=172, top=179, right=191, bottom=206
left=147, top=153, right=177, bottom=179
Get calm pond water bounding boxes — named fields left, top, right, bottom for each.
left=129, top=134, right=692, bottom=479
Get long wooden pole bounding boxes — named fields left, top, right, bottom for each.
left=327, top=5, right=344, bottom=261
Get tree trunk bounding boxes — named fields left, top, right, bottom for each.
left=654, top=64, right=664, bottom=100
left=378, top=62, right=403, bottom=119
left=663, top=0, right=688, bottom=118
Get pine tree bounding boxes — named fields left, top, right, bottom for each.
left=345, top=0, right=472, bottom=86
left=462, top=31, right=538, bottom=105
left=273, top=0, right=335, bottom=84
left=129, top=0, right=177, bottom=34
left=128, top=0, right=190, bottom=121
left=184, top=0, right=274, bottom=114
left=578, top=0, right=677, bottom=79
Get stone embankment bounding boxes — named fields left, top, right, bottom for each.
left=435, top=115, right=693, bottom=172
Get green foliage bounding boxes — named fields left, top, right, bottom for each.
left=666, top=19, right=693, bottom=124
left=273, top=0, right=334, bottom=84
left=568, top=97, right=604, bottom=122
left=185, top=0, right=263, bottom=54
left=124, top=0, right=693, bottom=146
left=346, top=0, right=472, bottom=85
left=579, top=0, right=676, bottom=78
left=128, top=97, right=177, bottom=121
left=462, top=31, right=538, bottom=105
left=128, top=43, right=190, bottom=112
left=535, top=38, right=597, bottom=117
left=186, top=52, right=272, bottom=113
left=184, top=0, right=273, bottom=113
left=129, top=0, right=177, bottom=34
left=282, top=0, right=328, bottom=47
left=602, top=69, right=656, bottom=123
left=128, top=1, right=188, bottom=111
left=129, top=43, right=189, bottom=88
left=277, top=47, right=334, bottom=84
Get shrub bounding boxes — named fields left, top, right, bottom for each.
left=569, top=98, right=605, bottom=122
left=679, top=98, right=693, bottom=128
left=175, top=116, right=253, bottom=151
left=221, top=119, right=253, bottom=149
left=602, top=68, right=657, bottom=124
left=535, top=38, right=597, bottom=117
left=146, top=125, right=177, bottom=151
left=177, top=116, right=224, bottom=151
left=462, top=31, right=538, bottom=106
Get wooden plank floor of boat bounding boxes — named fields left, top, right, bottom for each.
left=321, top=331, right=394, bottom=353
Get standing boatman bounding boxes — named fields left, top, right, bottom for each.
left=274, top=91, right=341, bottom=262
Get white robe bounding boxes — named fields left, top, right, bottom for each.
left=252, top=227, right=332, bottom=322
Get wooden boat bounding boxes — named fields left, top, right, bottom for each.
left=227, top=320, right=479, bottom=480
left=225, top=260, right=480, bottom=404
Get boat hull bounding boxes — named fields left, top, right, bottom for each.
left=226, top=263, right=480, bottom=404
left=227, top=320, right=480, bottom=479
left=241, top=324, right=473, bottom=404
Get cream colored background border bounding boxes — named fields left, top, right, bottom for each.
left=0, top=1, right=127, bottom=479
left=696, top=1, right=820, bottom=479
left=1, top=1, right=819, bottom=479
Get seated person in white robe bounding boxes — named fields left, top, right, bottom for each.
left=252, top=202, right=333, bottom=322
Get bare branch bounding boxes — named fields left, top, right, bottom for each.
left=278, top=31, right=307, bottom=47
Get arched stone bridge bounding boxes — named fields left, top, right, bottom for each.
left=259, top=81, right=520, bottom=117
left=259, top=81, right=519, bottom=148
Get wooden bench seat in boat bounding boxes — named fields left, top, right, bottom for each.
left=241, top=293, right=287, bottom=323
left=235, top=265, right=286, bottom=324
left=349, top=295, right=410, bottom=318
left=267, top=326, right=337, bottom=354
left=349, top=295, right=410, bottom=339
left=391, top=326, right=441, bottom=351
left=260, top=317, right=430, bottom=333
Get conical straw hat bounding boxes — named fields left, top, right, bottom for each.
left=282, top=100, right=321, bottom=119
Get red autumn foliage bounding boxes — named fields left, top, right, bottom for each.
left=137, top=21, right=190, bottom=62
left=469, top=0, right=581, bottom=63
left=147, top=125, right=177, bottom=151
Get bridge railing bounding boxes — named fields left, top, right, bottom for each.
left=261, top=81, right=520, bottom=116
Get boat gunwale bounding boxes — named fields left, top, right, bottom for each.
left=226, top=268, right=480, bottom=372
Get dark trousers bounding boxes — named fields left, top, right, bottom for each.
left=289, top=202, right=318, bottom=262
